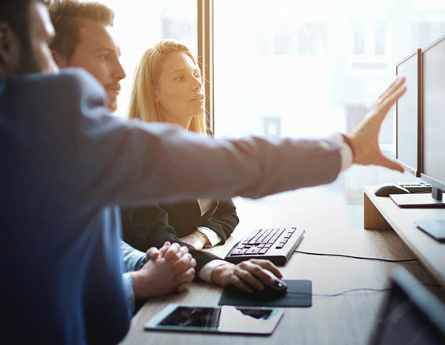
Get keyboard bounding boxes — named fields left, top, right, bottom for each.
left=397, top=182, right=432, bottom=193
left=224, top=227, right=305, bottom=266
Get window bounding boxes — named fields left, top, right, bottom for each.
left=214, top=0, right=445, bottom=209
left=349, top=21, right=391, bottom=74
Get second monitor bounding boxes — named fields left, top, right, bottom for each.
left=396, top=49, right=422, bottom=177
left=391, top=34, right=445, bottom=208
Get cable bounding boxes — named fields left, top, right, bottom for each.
left=286, top=283, right=441, bottom=298
left=287, top=287, right=392, bottom=297
left=294, top=250, right=419, bottom=263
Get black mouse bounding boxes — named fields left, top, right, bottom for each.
left=374, top=183, right=410, bottom=197
left=242, top=277, right=288, bottom=300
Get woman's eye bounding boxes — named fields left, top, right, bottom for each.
left=99, top=53, right=109, bottom=60
left=175, top=76, right=183, bottom=81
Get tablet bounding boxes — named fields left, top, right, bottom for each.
left=144, top=304, right=284, bottom=335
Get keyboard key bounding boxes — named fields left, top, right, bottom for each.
left=225, top=227, right=306, bottom=266
left=246, top=247, right=260, bottom=254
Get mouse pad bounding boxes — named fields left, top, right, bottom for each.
left=218, top=280, right=312, bottom=308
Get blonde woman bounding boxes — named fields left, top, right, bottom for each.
left=121, top=40, right=282, bottom=293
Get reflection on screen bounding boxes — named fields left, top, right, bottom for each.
left=159, top=307, right=221, bottom=328
left=158, top=306, right=275, bottom=332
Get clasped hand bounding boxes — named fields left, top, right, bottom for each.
left=130, top=241, right=196, bottom=300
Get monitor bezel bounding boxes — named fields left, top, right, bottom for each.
left=395, top=48, right=422, bottom=177
left=420, top=34, right=445, bottom=193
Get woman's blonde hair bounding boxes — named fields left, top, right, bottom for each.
left=128, top=39, right=207, bottom=134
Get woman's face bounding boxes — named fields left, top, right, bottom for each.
left=154, top=52, right=204, bottom=128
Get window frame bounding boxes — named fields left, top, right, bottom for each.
left=197, top=0, right=215, bottom=133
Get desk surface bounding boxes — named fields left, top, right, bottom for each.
left=119, top=192, right=440, bottom=345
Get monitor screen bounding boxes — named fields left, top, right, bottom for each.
left=422, top=35, right=445, bottom=196
left=396, top=50, right=421, bottom=177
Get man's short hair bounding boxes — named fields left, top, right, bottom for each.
left=47, top=0, right=115, bottom=61
left=0, top=0, right=35, bottom=45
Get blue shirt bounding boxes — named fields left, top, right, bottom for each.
left=0, top=69, right=341, bottom=345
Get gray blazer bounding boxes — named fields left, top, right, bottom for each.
left=0, top=68, right=341, bottom=345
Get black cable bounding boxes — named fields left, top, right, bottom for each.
left=294, top=250, right=419, bottom=263
left=287, top=287, right=392, bottom=297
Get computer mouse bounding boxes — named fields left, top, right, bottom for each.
left=374, top=183, right=410, bottom=197
left=243, top=276, right=288, bottom=300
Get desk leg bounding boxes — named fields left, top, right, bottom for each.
left=364, top=193, right=393, bottom=231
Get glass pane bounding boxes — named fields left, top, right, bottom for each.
left=76, top=0, right=197, bottom=117
left=374, top=21, right=386, bottom=55
left=214, top=0, right=445, bottom=214
left=353, top=21, right=366, bottom=55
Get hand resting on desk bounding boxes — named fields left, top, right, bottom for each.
left=211, top=259, right=282, bottom=293
left=130, top=242, right=197, bottom=300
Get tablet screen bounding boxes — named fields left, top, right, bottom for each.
left=145, top=305, right=284, bottom=335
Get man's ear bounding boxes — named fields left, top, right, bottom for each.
left=0, top=23, right=19, bottom=72
left=51, top=48, right=68, bottom=68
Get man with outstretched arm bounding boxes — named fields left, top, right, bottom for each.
left=0, top=1, right=406, bottom=344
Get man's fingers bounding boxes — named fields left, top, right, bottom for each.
left=146, top=247, right=160, bottom=260
left=380, top=85, right=407, bottom=112
left=231, top=276, right=253, bottom=294
left=175, top=267, right=195, bottom=284
left=234, top=263, right=269, bottom=290
left=171, top=253, right=195, bottom=272
left=249, top=259, right=282, bottom=279
left=190, top=257, right=197, bottom=268
left=377, top=76, right=405, bottom=102
left=176, top=283, right=188, bottom=293
left=376, top=154, right=405, bottom=173
left=175, top=246, right=190, bottom=259
left=158, top=241, right=171, bottom=257
left=163, top=242, right=182, bottom=261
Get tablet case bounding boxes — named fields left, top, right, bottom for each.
left=218, top=279, right=312, bottom=308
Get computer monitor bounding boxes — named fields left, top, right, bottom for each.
left=421, top=35, right=445, bottom=203
left=396, top=49, right=422, bottom=177
left=391, top=35, right=445, bottom=209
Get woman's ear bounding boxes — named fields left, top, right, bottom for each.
left=153, top=87, right=160, bottom=102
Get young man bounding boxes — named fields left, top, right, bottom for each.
left=0, top=0, right=406, bottom=344
left=47, top=0, right=199, bottom=305
left=47, top=0, right=282, bottom=290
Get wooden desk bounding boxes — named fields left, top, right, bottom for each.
left=364, top=186, right=445, bottom=287
left=119, top=193, right=441, bottom=345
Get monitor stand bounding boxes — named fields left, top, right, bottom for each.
left=390, top=187, right=445, bottom=208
